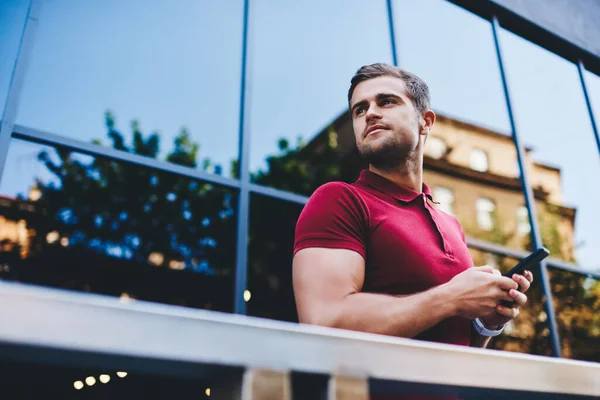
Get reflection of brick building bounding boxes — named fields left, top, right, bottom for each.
left=0, top=194, right=37, bottom=260
left=310, top=111, right=576, bottom=262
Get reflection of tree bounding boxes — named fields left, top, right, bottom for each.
left=252, top=127, right=353, bottom=196
left=28, top=111, right=236, bottom=278
left=461, top=211, right=599, bottom=361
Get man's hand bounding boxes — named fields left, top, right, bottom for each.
left=480, top=269, right=534, bottom=329
left=446, top=266, right=519, bottom=319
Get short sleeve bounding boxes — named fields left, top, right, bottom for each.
left=294, top=182, right=368, bottom=259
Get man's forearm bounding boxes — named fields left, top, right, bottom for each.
left=312, top=284, right=456, bottom=338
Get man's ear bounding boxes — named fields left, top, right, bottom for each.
left=421, top=109, right=436, bottom=135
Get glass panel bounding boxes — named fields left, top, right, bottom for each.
left=249, top=0, right=392, bottom=195
left=468, top=248, right=552, bottom=357
left=0, top=0, right=28, bottom=113
left=549, top=268, right=600, bottom=362
left=15, top=0, right=243, bottom=178
left=500, top=30, right=600, bottom=268
left=0, top=359, right=218, bottom=399
left=247, top=194, right=303, bottom=322
left=392, top=0, right=510, bottom=132
left=393, top=0, right=527, bottom=248
left=0, top=138, right=237, bottom=311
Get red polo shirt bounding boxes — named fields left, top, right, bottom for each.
left=294, top=169, right=474, bottom=346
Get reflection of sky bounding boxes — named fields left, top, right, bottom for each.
left=0, top=0, right=28, bottom=114
left=248, top=0, right=392, bottom=172
left=393, top=0, right=510, bottom=133
left=0, top=0, right=598, bottom=267
left=15, top=0, right=244, bottom=173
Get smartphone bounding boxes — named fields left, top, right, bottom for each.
left=503, top=247, right=550, bottom=277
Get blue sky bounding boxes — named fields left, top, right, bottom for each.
left=1, top=0, right=598, bottom=268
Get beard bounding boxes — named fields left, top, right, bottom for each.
left=357, top=133, right=417, bottom=171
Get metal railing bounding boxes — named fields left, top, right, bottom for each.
left=0, top=281, right=598, bottom=399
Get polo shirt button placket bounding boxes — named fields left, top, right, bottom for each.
left=423, top=193, right=453, bottom=258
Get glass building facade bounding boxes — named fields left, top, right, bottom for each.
left=1, top=2, right=599, bottom=394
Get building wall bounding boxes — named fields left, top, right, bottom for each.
left=429, top=116, right=520, bottom=178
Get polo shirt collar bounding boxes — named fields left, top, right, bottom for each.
left=357, top=169, right=437, bottom=203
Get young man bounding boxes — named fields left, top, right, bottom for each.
left=292, top=63, right=532, bottom=348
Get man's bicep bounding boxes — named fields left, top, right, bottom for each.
left=292, top=247, right=365, bottom=325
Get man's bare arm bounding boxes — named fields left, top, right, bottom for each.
left=293, top=247, right=456, bottom=338
left=293, top=247, right=519, bottom=339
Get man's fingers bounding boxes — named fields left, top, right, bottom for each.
left=496, top=305, right=519, bottom=319
left=523, top=270, right=534, bottom=283
left=508, top=289, right=527, bottom=306
left=512, top=273, right=531, bottom=292
left=496, top=276, right=519, bottom=291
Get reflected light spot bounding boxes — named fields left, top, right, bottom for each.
left=99, top=374, right=110, bottom=384
left=73, top=381, right=84, bottom=390
left=85, top=376, right=96, bottom=386
left=46, top=231, right=59, bottom=244
left=205, top=387, right=211, bottom=396
left=148, top=252, right=164, bottom=266
left=243, top=290, right=251, bottom=302
left=119, top=292, right=133, bottom=303
left=116, top=371, right=128, bottom=378
left=60, top=237, right=69, bottom=247
left=29, top=186, right=41, bottom=201
left=169, top=260, right=185, bottom=270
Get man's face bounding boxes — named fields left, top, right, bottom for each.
left=350, top=76, right=424, bottom=169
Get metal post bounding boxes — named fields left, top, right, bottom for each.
left=0, top=0, right=40, bottom=186
left=386, top=0, right=399, bottom=66
left=491, top=16, right=562, bottom=357
left=576, top=61, right=600, bottom=156
left=234, top=0, right=252, bottom=315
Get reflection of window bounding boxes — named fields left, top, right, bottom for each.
left=425, top=137, right=447, bottom=159
left=516, top=206, right=531, bottom=236
left=433, top=187, right=454, bottom=215
left=470, top=149, right=489, bottom=172
left=476, top=198, right=495, bottom=231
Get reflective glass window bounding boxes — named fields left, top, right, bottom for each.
left=247, top=194, right=303, bottom=322
left=0, top=138, right=237, bottom=311
left=0, top=0, right=28, bottom=114
left=393, top=0, right=526, bottom=248
left=15, top=0, right=243, bottom=178
left=249, top=0, right=392, bottom=195
left=500, top=29, right=600, bottom=268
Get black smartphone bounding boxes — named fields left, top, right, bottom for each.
left=503, top=247, right=550, bottom=277
left=500, top=247, right=550, bottom=307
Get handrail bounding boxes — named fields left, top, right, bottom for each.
left=0, top=281, right=598, bottom=398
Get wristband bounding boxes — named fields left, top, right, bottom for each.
left=473, top=318, right=505, bottom=337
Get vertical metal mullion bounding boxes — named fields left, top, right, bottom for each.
left=234, top=0, right=252, bottom=315
left=576, top=61, right=600, bottom=156
left=491, top=16, right=562, bottom=357
left=386, top=0, right=399, bottom=66
left=0, top=0, right=40, bottom=186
